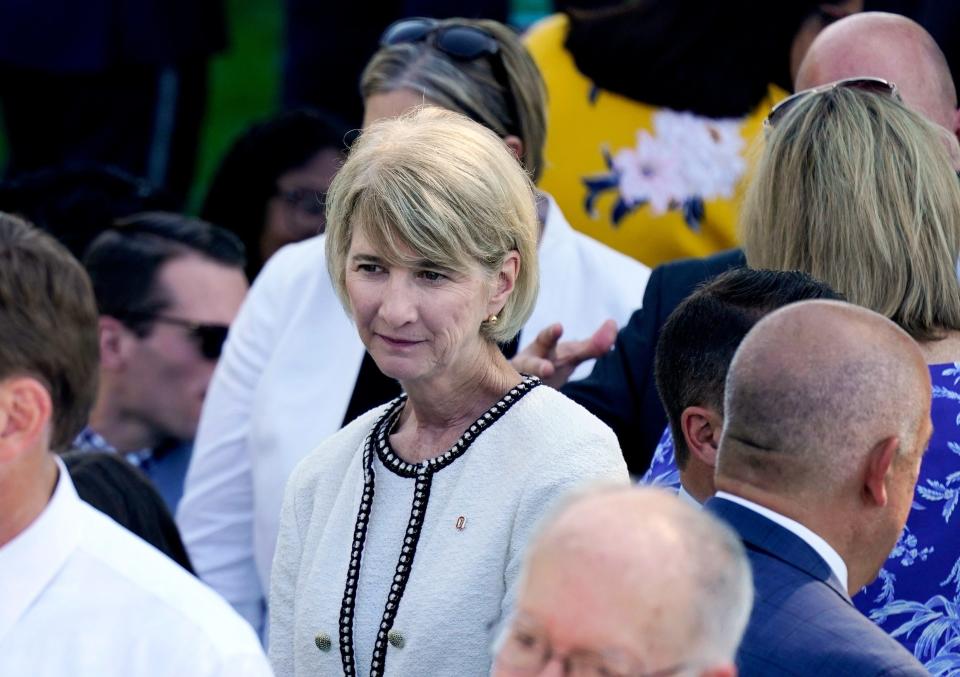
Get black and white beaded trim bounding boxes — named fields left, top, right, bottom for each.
left=338, top=376, right=540, bottom=676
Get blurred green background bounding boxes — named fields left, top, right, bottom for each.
left=190, top=0, right=552, bottom=211
left=0, top=0, right=552, bottom=210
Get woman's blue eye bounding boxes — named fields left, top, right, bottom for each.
left=358, top=263, right=382, bottom=273
left=420, top=270, right=445, bottom=281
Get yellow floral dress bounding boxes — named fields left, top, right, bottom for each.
left=525, top=14, right=787, bottom=267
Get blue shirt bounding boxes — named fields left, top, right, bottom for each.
left=640, top=362, right=960, bottom=672
left=71, top=427, right=193, bottom=514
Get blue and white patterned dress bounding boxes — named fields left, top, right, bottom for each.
left=640, top=363, right=960, bottom=676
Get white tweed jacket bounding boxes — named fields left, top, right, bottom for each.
left=268, top=382, right=628, bottom=676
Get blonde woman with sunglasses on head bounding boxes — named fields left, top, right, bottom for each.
left=745, top=84, right=960, bottom=672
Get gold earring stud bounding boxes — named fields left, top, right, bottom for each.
left=485, top=314, right=498, bottom=325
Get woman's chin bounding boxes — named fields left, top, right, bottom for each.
left=369, top=353, right=430, bottom=384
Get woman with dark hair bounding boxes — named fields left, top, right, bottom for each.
left=201, top=109, right=350, bottom=278
left=524, top=0, right=861, bottom=266
left=63, top=451, right=194, bottom=573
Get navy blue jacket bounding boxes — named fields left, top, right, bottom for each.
left=707, top=497, right=929, bottom=676
left=562, top=248, right=745, bottom=473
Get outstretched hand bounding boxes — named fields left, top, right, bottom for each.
left=511, top=319, right=618, bottom=389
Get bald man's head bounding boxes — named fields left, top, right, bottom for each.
left=495, top=488, right=752, bottom=676
left=796, top=12, right=958, bottom=134
left=718, top=300, right=931, bottom=498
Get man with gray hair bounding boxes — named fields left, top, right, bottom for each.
left=493, top=487, right=752, bottom=677
left=707, top=300, right=930, bottom=675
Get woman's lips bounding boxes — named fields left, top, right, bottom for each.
left=377, top=334, right=423, bottom=348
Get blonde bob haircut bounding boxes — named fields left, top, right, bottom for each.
left=360, top=18, right=547, bottom=183
left=325, top=106, right=539, bottom=344
left=742, top=87, right=960, bottom=341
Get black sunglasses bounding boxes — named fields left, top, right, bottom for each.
left=379, top=17, right=522, bottom=138
left=764, top=77, right=900, bottom=131
left=120, top=311, right=229, bottom=360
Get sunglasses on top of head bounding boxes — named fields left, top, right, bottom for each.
left=764, top=77, right=900, bottom=131
left=119, top=311, right=230, bottom=361
left=378, top=17, right=522, bottom=138
left=380, top=17, right=501, bottom=60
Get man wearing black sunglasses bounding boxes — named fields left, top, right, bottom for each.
left=73, top=212, right=247, bottom=513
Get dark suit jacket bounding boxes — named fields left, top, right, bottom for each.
left=707, top=497, right=928, bottom=677
left=562, top=248, right=745, bottom=474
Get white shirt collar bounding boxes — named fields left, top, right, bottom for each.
left=0, top=457, right=83, bottom=642
left=677, top=484, right=703, bottom=508
left=714, top=491, right=849, bottom=591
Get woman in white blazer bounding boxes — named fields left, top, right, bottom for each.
left=176, top=18, right=647, bottom=638
left=268, top=107, right=627, bottom=676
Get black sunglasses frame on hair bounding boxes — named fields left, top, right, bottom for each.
left=378, top=17, right=524, bottom=140
left=764, top=77, right=900, bottom=131
left=119, top=311, right=229, bottom=361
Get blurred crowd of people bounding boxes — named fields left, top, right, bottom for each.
left=2, top=1, right=960, bottom=676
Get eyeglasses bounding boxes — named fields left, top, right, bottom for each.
left=493, top=619, right=687, bottom=677
left=277, top=187, right=326, bottom=217
left=378, top=17, right=521, bottom=138
left=119, top=311, right=229, bottom=360
left=764, top=77, right=900, bottom=131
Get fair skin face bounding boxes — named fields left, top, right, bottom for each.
left=263, top=147, right=343, bottom=263
left=89, top=254, right=248, bottom=452
left=364, top=88, right=526, bottom=175
left=496, top=493, right=735, bottom=677
left=0, top=375, right=57, bottom=549
left=345, top=228, right=521, bottom=463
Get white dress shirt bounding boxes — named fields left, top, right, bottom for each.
left=0, top=459, right=272, bottom=677
left=177, top=197, right=649, bottom=635
left=714, top=491, right=849, bottom=591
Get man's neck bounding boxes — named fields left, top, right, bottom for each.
left=88, top=397, right=155, bottom=454
left=715, top=478, right=858, bottom=593
left=679, top=462, right=715, bottom=504
left=0, top=451, right=58, bottom=548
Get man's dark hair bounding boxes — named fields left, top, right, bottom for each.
left=654, top=269, right=842, bottom=469
left=82, top=211, right=246, bottom=335
left=0, top=212, right=100, bottom=450
left=63, top=451, right=194, bottom=573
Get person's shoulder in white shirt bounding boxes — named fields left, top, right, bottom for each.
left=0, top=462, right=272, bottom=677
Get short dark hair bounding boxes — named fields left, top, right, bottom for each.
left=62, top=451, right=194, bottom=573
left=0, top=212, right=100, bottom=450
left=654, top=268, right=842, bottom=469
left=82, top=211, right=246, bottom=335
left=201, top=108, right=351, bottom=278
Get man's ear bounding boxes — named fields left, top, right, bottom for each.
left=681, top=406, right=723, bottom=468
left=98, top=316, right=132, bottom=371
left=488, top=251, right=520, bottom=317
left=0, top=377, right=52, bottom=463
left=503, top=135, right=525, bottom=165
left=863, top=436, right=899, bottom=508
